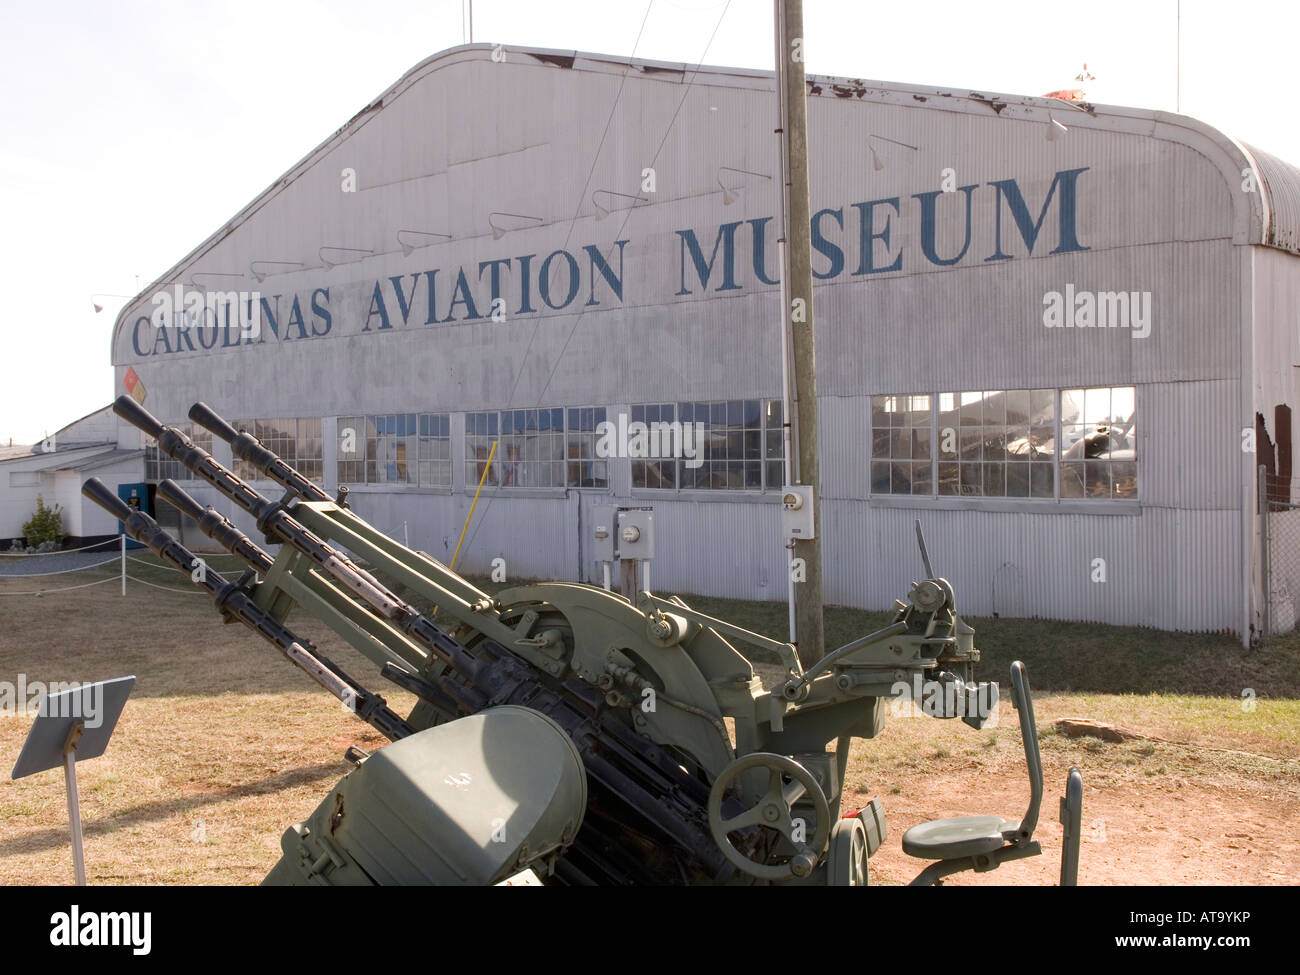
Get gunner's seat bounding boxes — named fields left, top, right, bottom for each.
left=902, top=660, right=1044, bottom=885
left=902, top=814, right=1019, bottom=860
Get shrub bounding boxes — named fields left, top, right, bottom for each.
left=22, top=495, right=63, bottom=548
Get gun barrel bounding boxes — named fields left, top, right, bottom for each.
left=189, top=401, right=331, bottom=504
left=113, top=393, right=165, bottom=439
left=80, top=478, right=412, bottom=742
left=156, top=479, right=275, bottom=574
left=116, top=401, right=487, bottom=698
left=186, top=401, right=242, bottom=445
left=113, top=397, right=276, bottom=523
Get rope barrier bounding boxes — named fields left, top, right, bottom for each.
left=123, top=574, right=205, bottom=595
left=0, top=538, right=124, bottom=557
left=125, top=553, right=246, bottom=567
left=0, top=570, right=203, bottom=596
left=0, top=556, right=120, bottom=578
left=0, top=533, right=240, bottom=596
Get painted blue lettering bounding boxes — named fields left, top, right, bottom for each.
left=676, top=222, right=743, bottom=295
left=584, top=241, right=627, bottom=306
left=985, top=167, right=1090, bottom=261
left=915, top=185, right=977, bottom=266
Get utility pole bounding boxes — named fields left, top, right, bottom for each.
left=776, top=0, right=824, bottom=668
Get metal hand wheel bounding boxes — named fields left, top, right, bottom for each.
left=708, top=752, right=831, bottom=881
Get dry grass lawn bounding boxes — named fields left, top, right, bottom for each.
left=1, top=555, right=1297, bottom=885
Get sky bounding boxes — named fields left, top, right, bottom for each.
left=0, top=0, right=1294, bottom=445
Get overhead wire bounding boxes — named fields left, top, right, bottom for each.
left=460, top=0, right=735, bottom=560
left=453, top=0, right=656, bottom=560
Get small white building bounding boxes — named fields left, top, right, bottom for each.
left=0, top=407, right=143, bottom=546
left=69, top=44, right=1300, bottom=643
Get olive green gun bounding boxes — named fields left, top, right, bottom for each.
left=84, top=394, right=1082, bottom=885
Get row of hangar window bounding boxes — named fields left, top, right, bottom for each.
left=143, top=404, right=788, bottom=492
left=141, top=386, right=1135, bottom=500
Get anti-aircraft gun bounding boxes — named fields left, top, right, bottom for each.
left=83, top=394, right=1083, bottom=885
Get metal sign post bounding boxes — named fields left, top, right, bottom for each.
left=62, top=719, right=86, bottom=885
left=11, top=675, right=136, bottom=886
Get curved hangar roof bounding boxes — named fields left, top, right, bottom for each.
left=111, top=42, right=1300, bottom=361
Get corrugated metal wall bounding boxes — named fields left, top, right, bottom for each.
left=104, top=46, right=1300, bottom=635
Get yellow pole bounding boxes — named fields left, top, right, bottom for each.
left=431, top=440, right=497, bottom=619
left=451, top=439, right=496, bottom=570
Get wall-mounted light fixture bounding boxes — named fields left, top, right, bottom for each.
left=250, top=261, right=306, bottom=284
left=1044, top=94, right=1091, bottom=141
left=397, top=229, right=452, bottom=257
left=319, top=246, right=374, bottom=270
left=716, top=167, right=771, bottom=205
left=866, top=135, right=920, bottom=172
left=91, top=293, right=132, bottom=313
left=592, top=190, right=647, bottom=220
left=488, top=212, right=543, bottom=240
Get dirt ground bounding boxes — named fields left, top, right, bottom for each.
left=1, top=569, right=1297, bottom=885
left=845, top=708, right=1299, bottom=886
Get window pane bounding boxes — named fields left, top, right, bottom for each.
left=910, top=462, right=932, bottom=495
left=937, top=462, right=959, bottom=496
left=1030, top=463, right=1054, bottom=498
left=870, top=461, right=891, bottom=494
left=937, top=389, right=1069, bottom=498
left=465, top=412, right=500, bottom=486
left=890, top=462, right=910, bottom=494
left=1113, top=461, right=1137, bottom=498
left=870, top=394, right=933, bottom=495
left=1060, top=461, right=1085, bottom=498
left=1056, top=386, right=1136, bottom=500
left=566, top=405, right=609, bottom=487
left=1006, top=463, right=1029, bottom=498
left=873, top=428, right=894, bottom=460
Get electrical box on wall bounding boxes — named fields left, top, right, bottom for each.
left=781, top=485, right=814, bottom=540
left=592, top=506, right=617, bottom=562
left=616, top=508, right=654, bottom=560
left=592, top=506, right=654, bottom=560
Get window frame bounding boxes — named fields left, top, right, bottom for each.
left=144, top=422, right=213, bottom=482
left=628, top=398, right=788, bottom=498
left=231, top=418, right=323, bottom=485
left=462, top=407, right=609, bottom=493
left=565, top=406, right=609, bottom=489
left=337, top=412, right=453, bottom=491
left=867, top=386, right=1139, bottom=509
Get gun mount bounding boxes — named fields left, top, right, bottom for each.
left=84, top=394, right=1082, bottom=885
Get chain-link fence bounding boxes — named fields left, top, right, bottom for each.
left=1261, top=467, right=1300, bottom=638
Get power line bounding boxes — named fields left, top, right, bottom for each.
left=461, top=1, right=735, bottom=561
left=457, top=0, right=663, bottom=558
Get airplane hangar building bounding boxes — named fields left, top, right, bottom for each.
left=107, top=44, right=1300, bottom=644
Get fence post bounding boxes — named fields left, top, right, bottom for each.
left=120, top=533, right=126, bottom=597
left=1259, top=465, right=1269, bottom=642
